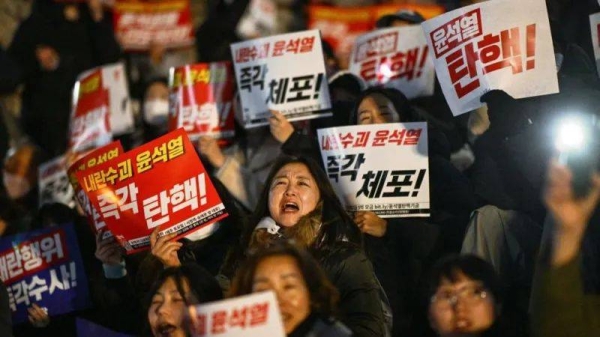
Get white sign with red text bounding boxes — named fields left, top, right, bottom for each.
left=590, top=13, right=600, bottom=78
left=421, top=0, right=558, bottom=116
left=318, top=123, right=430, bottom=218
left=230, top=30, right=332, bottom=128
left=188, top=292, right=285, bottom=337
left=350, top=26, right=435, bottom=99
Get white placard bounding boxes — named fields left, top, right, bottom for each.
left=38, top=156, right=75, bottom=208
left=349, top=26, right=435, bottom=99
left=421, top=0, right=558, bottom=116
left=318, top=123, right=430, bottom=218
left=590, top=13, right=600, bottom=78
left=101, top=63, right=135, bottom=136
left=230, top=30, right=332, bottom=128
left=188, top=292, right=285, bottom=337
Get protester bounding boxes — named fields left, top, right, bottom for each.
left=8, top=0, right=120, bottom=157
left=140, top=78, right=170, bottom=143
left=145, top=264, right=223, bottom=337
left=425, top=254, right=506, bottom=337
left=230, top=242, right=352, bottom=336
left=227, top=155, right=389, bottom=337
left=531, top=161, right=600, bottom=337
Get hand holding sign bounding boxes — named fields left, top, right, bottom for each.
left=269, top=110, right=294, bottom=143
left=28, top=303, right=50, bottom=328
left=150, top=226, right=182, bottom=268
left=95, top=230, right=124, bottom=266
left=354, top=211, right=388, bottom=237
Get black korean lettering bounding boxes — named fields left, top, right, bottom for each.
left=266, top=78, right=289, bottom=104
left=326, top=155, right=341, bottom=182
left=339, top=153, right=366, bottom=181
left=356, top=170, right=389, bottom=198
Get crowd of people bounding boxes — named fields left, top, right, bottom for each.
left=1, top=0, right=600, bottom=336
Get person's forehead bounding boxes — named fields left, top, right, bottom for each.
left=275, top=163, right=313, bottom=177
left=255, top=255, right=302, bottom=278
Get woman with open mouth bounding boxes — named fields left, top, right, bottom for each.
left=229, top=241, right=352, bottom=336
left=145, top=264, right=223, bottom=337
left=223, top=155, right=389, bottom=337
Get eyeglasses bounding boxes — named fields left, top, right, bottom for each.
left=430, top=284, right=490, bottom=309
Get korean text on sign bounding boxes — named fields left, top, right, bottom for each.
left=0, top=224, right=91, bottom=324
left=421, top=0, right=559, bottom=116
left=67, top=141, right=124, bottom=236
left=168, top=62, right=236, bottom=141
left=188, top=291, right=285, bottom=337
left=113, top=0, right=195, bottom=51
left=230, top=29, right=332, bottom=128
left=350, top=25, right=435, bottom=99
left=75, top=129, right=228, bottom=254
left=318, top=123, right=430, bottom=218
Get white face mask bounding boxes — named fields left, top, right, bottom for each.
left=143, top=99, right=169, bottom=126
left=3, top=172, right=31, bottom=200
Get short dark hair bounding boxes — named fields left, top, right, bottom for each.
left=425, top=254, right=504, bottom=308
left=241, top=155, right=361, bottom=252
left=229, top=241, right=339, bottom=318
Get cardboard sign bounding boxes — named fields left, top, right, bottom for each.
left=39, top=156, right=75, bottom=208
left=0, top=224, right=91, bottom=325
left=421, top=0, right=559, bottom=116
left=308, top=4, right=445, bottom=68
left=70, top=63, right=134, bottom=152
left=318, top=123, right=430, bottom=218
left=75, top=129, right=228, bottom=254
left=168, top=62, right=235, bottom=141
left=188, top=292, right=285, bottom=337
left=113, top=0, right=195, bottom=51
left=590, top=12, right=600, bottom=78
left=350, top=26, right=435, bottom=99
left=68, top=141, right=124, bottom=236
left=230, top=30, right=332, bottom=128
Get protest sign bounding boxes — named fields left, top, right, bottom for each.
left=230, top=30, right=332, bottom=128
left=168, top=62, right=235, bottom=141
left=70, top=63, right=134, bottom=153
left=421, top=0, right=559, bottom=116
left=0, top=224, right=91, bottom=325
left=318, top=123, right=430, bottom=218
left=113, top=0, right=195, bottom=51
left=68, top=141, right=124, bottom=236
left=349, top=26, right=435, bottom=99
left=39, top=156, right=75, bottom=208
left=590, top=13, right=600, bottom=78
left=188, top=292, right=285, bottom=337
left=69, top=69, right=111, bottom=153
left=75, top=129, right=227, bottom=254
left=308, top=4, right=445, bottom=68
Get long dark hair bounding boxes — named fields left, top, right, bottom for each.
left=229, top=241, right=340, bottom=319
left=242, top=155, right=361, bottom=251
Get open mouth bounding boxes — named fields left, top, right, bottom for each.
left=157, top=323, right=177, bottom=336
left=281, top=202, right=299, bottom=213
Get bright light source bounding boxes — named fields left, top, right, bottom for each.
left=555, top=119, right=587, bottom=152
left=378, top=63, right=392, bottom=80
